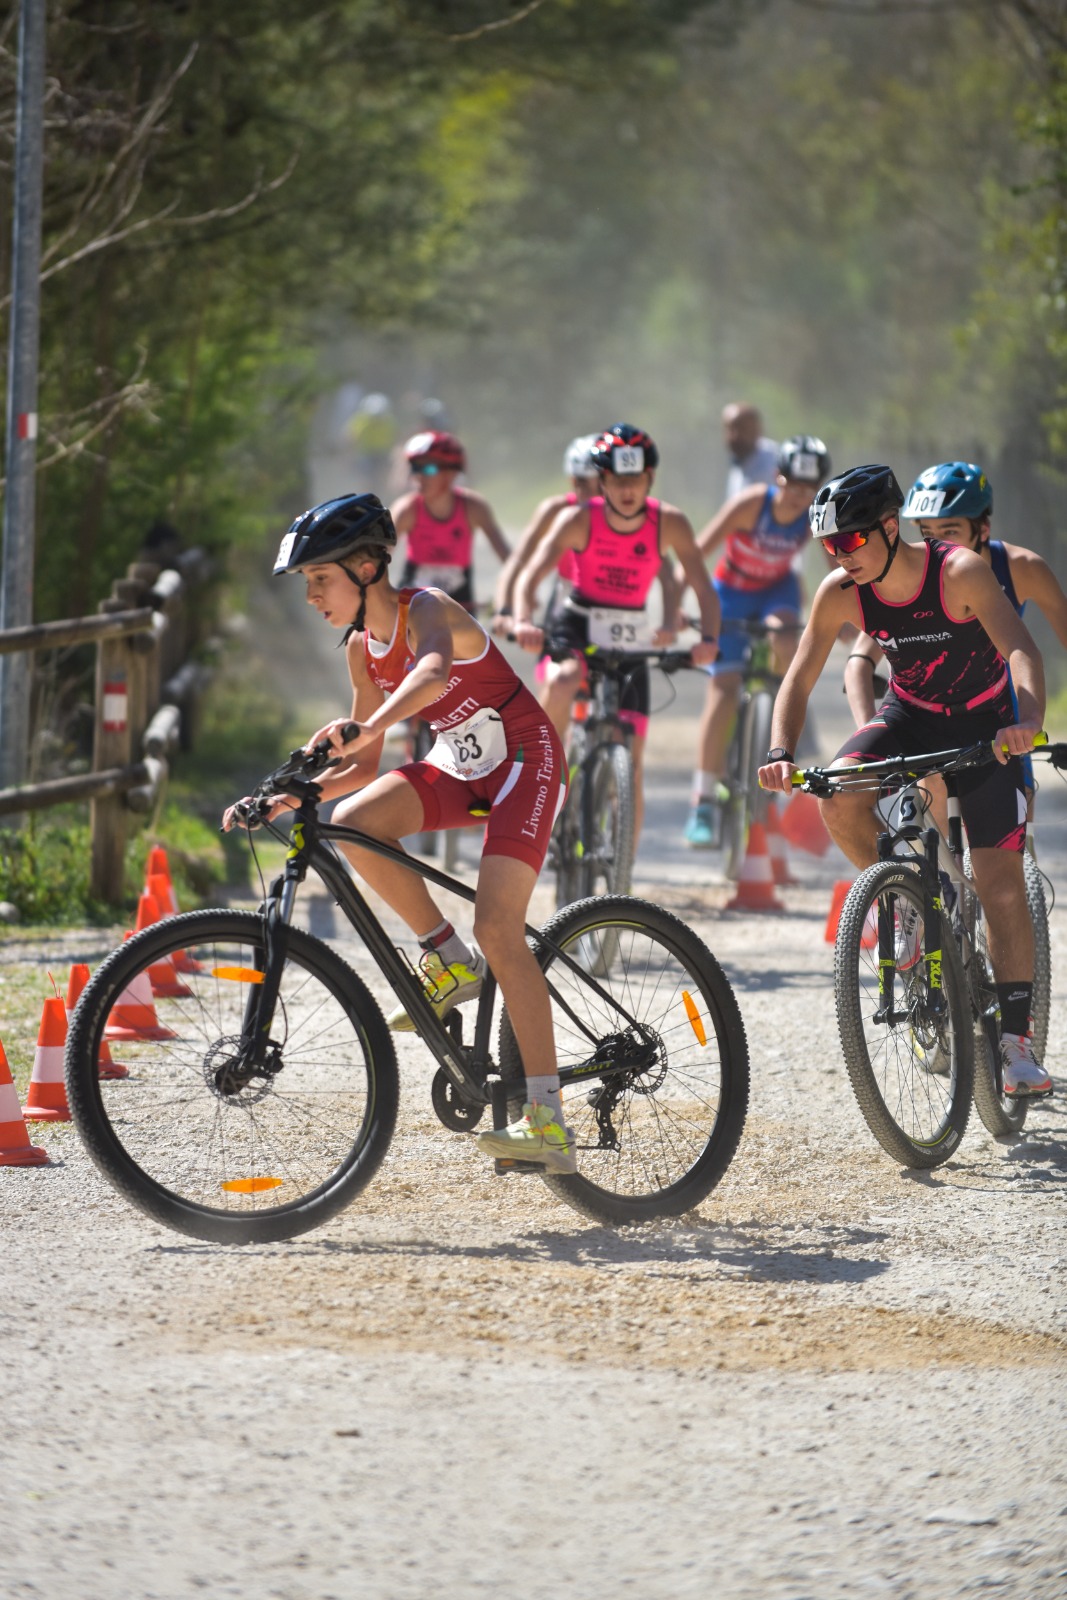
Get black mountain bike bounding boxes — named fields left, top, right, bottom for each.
left=792, top=738, right=1061, bottom=1168
left=551, top=642, right=695, bottom=911
left=65, top=730, right=750, bottom=1243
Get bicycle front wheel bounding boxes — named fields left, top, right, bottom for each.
left=741, top=687, right=774, bottom=834
left=497, top=895, right=749, bottom=1224
left=581, top=742, right=636, bottom=898
left=835, top=863, right=973, bottom=1168
left=66, top=909, right=399, bottom=1244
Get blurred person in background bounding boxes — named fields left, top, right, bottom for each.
left=723, top=401, right=779, bottom=501
left=491, top=432, right=600, bottom=634
left=679, top=434, right=831, bottom=847
left=345, top=392, right=398, bottom=499
left=391, top=430, right=510, bottom=613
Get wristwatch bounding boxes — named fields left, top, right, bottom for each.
left=765, top=746, right=794, bottom=764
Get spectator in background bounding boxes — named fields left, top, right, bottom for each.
left=723, top=402, right=779, bottom=501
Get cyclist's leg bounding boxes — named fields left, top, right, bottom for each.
left=818, top=702, right=910, bottom=868
left=619, top=667, right=650, bottom=841
left=539, top=653, right=584, bottom=741
left=686, top=580, right=750, bottom=843
left=332, top=771, right=443, bottom=930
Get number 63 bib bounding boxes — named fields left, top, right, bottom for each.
left=424, top=705, right=507, bottom=782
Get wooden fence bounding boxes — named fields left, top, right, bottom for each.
left=0, top=547, right=212, bottom=901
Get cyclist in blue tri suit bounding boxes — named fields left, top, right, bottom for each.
left=680, top=434, right=831, bottom=847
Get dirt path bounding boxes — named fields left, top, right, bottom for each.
left=4, top=624, right=1067, bottom=1600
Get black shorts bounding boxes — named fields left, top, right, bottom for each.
left=836, top=690, right=1026, bottom=853
left=543, top=603, right=651, bottom=725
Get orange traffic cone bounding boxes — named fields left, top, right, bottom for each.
left=134, top=892, right=193, bottom=1000
left=65, top=963, right=128, bottom=1080
left=824, top=880, right=877, bottom=948
left=23, top=997, right=72, bottom=1122
left=0, top=1035, right=49, bottom=1165
left=781, top=788, right=832, bottom=857
left=725, top=821, right=785, bottom=911
left=105, top=936, right=178, bottom=1042
left=148, top=851, right=203, bottom=974
left=764, top=798, right=798, bottom=887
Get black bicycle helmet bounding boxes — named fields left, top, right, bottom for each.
left=273, top=493, right=397, bottom=575
left=777, top=434, right=831, bottom=485
left=589, top=423, right=660, bottom=475
left=808, top=464, right=904, bottom=539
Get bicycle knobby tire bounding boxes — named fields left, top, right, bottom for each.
left=834, top=863, right=973, bottom=1168
left=66, top=909, right=400, bottom=1244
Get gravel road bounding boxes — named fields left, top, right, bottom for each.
left=4, top=622, right=1066, bottom=1600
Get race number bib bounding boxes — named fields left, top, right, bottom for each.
left=425, top=706, right=507, bottom=782
left=587, top=606, right=655, bottom=651
left=901, top=487, right=947, bottom=520
left=611, top=445, right=644, bottom=474
left=809, top=500, right=837, bottom=536
left=414, top=564, right=465, bottom=594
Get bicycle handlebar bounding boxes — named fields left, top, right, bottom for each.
left=786, top=733, right=1065, bottom=798
left=229, top=720, right=362, bottom=828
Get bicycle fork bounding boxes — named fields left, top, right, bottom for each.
left=874, top=826, right=947, bottom=1026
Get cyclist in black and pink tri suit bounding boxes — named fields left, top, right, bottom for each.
left=510, top=423, right=720, bottom=843
left=758, top=463, right=1051, bottom=1099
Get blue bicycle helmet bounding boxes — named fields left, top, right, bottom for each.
left=902, top=461, right=993, bottom=523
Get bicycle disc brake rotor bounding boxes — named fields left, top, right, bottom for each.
left=203, top=1035, right=276, bottom=1105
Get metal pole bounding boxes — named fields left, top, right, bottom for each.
left=0, top=0, right=46, bottom=790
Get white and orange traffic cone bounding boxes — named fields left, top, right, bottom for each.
left=764, top=798, right=798, bottom=887
left=105, top=936, right=178, bottom=1042
left=823, top=879, right=876, bottom=948
left=0, top=1035, right=49, bottom=1165
left=147, top=850, right=202, bottom=974
left=23, top=997, right=72, bottom=1122
left=133, top=891, right=193, bottom=1000
left=781, top=788, right=832, bottom=857
left=725, top=821, right=785, bottom=912
left=65, top=963, right=128, bottom=1080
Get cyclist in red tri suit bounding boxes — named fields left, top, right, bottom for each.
left=224, top=492, right=576, bottom=1173
left=391, top=430, right=511, bottom=610
left=758, top=464, right=1051, bottom=1098
left=511, top=423, right=720, bottom=843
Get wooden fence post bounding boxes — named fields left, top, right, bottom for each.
left=90, top=625, right=135, bottom=902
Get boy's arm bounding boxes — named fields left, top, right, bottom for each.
left=844, top=632, right=885, bottom=728
left=663, top=509, right=720, bottom=664
left=493, top=495, right=563, bottom=619
left=759, top=574, right=860, bottom=791
left=467, top=491, right=512, bottom=563
left=1010, top=547, right=1067, bottom=652
left=512, top=506, right=586, bottom=650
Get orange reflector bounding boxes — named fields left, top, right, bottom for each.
left=682, top=990, right=707, bottom=1046
left=210, top=967, right=264, bottom=984
left=220, top=1176, right=283, bottom=1194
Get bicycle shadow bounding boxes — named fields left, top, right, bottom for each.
left=154, top=1217, right=892, bottom=1287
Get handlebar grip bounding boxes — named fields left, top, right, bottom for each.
left=995, top=729, right=1047, bottom=755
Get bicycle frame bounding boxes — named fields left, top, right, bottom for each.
left=240, top=789, right=653, bottom=1123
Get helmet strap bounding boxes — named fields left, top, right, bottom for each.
left=871, top=524, right=900, bottom=585
left=601, top=488, right=648, bottom=524
left=339, top=555, right=389, bottom=646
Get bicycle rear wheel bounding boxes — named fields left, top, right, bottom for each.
left=581, top=742, right=636, bottom=898
left=66, top=909, right=399, bottom=1244
left=835, top=863, right=973, bottom=1168
left=497, top=895, right=749, bottom=1224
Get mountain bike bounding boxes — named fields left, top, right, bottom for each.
left=718, top=618, right=801, bottom=880
left=791, top=738, right=1062, bottom=1168
left=65, top=730, right=750, bottom=1244
left=548, top=638, right=695, bottom=973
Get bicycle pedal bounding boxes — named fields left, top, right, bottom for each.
left=493, top=1158, right=544, bottom=1175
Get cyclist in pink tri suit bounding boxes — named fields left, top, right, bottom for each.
left=511, top=423, right=719, bottom=843
left=758, top=463, right=1051, bottom=1099
left=491, top=433, right=600, bottom=637
left=226, top=492, right=576, bottom=1174
left=391, top=430, right=511, bottom=610
left=679, top=434, right=831, bottom=848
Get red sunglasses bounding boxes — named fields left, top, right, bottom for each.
left=820, top=522, right=881, bottom=556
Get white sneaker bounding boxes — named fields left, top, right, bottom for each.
left=894, top=901, right=922, bottom=971
left=387, top=950, right=486, bottom=1033
left=476, top=1101, right=577, bottom=1174
left=1000, top=1033, right=1052, bottom=1097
